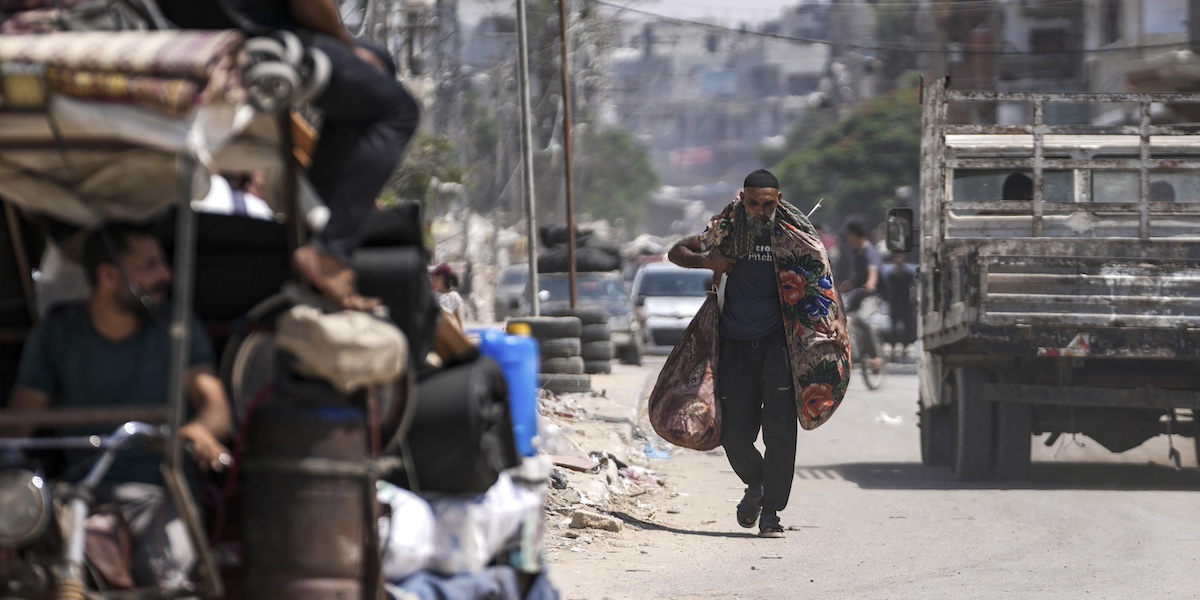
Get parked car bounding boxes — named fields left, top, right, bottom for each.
left=493, top=263, right=528, bottom=321
left=532, top=271, right=644, bottom=365
left=630, top=262, right=713, bottom=353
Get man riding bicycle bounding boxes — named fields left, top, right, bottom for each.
left=839, top=221, right=885, bottom=373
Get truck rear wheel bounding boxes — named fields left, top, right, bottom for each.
left=994, top=400, right=1032, bottom=481
left=952, top=367, right=993, bottom=481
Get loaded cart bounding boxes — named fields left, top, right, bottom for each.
left=0, top=14, right=555, bottom=600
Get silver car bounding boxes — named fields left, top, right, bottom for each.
left=630, top=262, right=713, bottom=353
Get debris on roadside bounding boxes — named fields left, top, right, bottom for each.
left=569, top=509, right=624, bottom=532
left=535, top=382, right=671, bottom=553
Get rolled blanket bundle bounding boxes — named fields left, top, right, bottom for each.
left=0, top=30, right=245, bottom=112
left=45, top=68, right=201, bottom=115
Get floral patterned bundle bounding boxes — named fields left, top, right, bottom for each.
left=648, top=294, right=723, bottom=451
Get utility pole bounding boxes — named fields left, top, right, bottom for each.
left=559, top=0, right=579, bottom=309
left=516, top=0, right=540, bottom=316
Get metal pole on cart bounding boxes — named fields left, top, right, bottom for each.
left=517, top=0, right=540, bottom=316
left=162, top=156, right=224, bottom=598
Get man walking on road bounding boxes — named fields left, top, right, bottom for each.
left=667, top=169, right=850, bottom=537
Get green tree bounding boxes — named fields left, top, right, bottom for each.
left=380, top=134, right=465, bottom=211
left=773, top=87, right=920, bottom=224
left=574, top=127, right=659, bottom=225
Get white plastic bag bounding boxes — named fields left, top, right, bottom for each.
left=377, top=481, right=436, bottom=581
left=423, top=473, right=543, bottom=575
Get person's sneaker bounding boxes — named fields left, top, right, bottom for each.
left=735, top=485, right=763, bottom=529
left=758, top=511, right=785, bottom=538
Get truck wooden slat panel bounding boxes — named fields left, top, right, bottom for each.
left=947, top=158, right=1200, bottom=170
left=979, top=256, right=1200, bottom=328
left=978, top=312, right=1200, bottom=327
left=945, top=90, right=1200, bottom=103
left=946, top=202, right=1200, bottom=213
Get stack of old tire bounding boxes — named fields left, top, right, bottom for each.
left=536, top=225, right=621, bottom=273
left=545, top=306, right=612, bottom=375
left=507, top=315, right=591, bottom=395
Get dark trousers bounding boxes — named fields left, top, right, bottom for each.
left=718, top=328, right=797, bottom=513
left=306, top=35, right=421, bottom=263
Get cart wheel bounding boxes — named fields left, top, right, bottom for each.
left=245, top=37, right=288, bottom=66
left=245, top=61, right=299, bottom=113
left=273, top=30, right=305, bottom=67
left=292, top=47, right=332, bottom=105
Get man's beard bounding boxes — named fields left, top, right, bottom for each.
left=747, top=210, right=777, bottom=238
left=116, top=283, right=168, bottom=319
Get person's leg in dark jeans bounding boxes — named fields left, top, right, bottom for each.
left=719, top=335, right=767, bottom=527
left=757, top=330, right=797, bottom=536
left=294, top=34, right=420, bottom=309
left=719, top=336, right=769, bottom=486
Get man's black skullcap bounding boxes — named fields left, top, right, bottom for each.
left=744, top=169, right=779, bottom=189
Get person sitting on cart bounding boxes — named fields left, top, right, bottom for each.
left=159, top=0, right=422, bottom=311
left=4, top=223, right=233, bottom=590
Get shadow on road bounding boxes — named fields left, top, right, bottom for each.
left=610, top=511, right=759, bottom=539
left=795, top=462, right=1200, bottom=491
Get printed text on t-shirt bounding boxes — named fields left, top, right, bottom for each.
left=747, top=243, right=772, bottom=262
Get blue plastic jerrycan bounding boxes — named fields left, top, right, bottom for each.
left=477, top=325, right=539, bottom=456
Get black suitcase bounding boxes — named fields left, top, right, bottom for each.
left=390, top=357, right=521, bottom=495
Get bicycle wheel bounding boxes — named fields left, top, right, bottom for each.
left=851, top=315, right=885, bottom=390
left=860, top=354, right=885, bottom=390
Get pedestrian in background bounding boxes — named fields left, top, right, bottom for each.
left=431, top=263, right=465, bottom=330
left=884, top=252, right=917, bottom=360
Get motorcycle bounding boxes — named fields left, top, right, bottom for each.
left=0, top=422, right=183, bottom=598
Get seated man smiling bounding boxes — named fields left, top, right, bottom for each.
left=4, top=223, right=232, bottom=589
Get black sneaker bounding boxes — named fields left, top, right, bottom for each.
left=735, top=485, right=763, bottom=529
left=758, top=511, right=784, bottom=538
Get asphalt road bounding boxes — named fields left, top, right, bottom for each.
left=548, top=357, right=1200, bottom=600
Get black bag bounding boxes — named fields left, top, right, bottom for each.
left=353, top=246, right=439, bottom=363
left=390, top=357, right=520, bottom=495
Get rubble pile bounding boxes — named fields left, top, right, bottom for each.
left=533, top=386, right=670, bottom=556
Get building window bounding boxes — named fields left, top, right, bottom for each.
left=1143, top=0, right=1187, bottom=35
left=1102, top=0, right=1121, bottom=45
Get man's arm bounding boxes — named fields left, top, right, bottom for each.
left=288, top=0, right=387, bottom=71
left=668, top=235, right=736, bottom=277
left=288, top=0, right=354, bottom=45
left=864, top=265, right=880, bottom=294
left=179, top=365, right=232, bottom=471
left=0, top=387, right=51, bottom=438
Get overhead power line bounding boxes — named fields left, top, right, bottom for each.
left=585, top=0, right=1198, bottom=56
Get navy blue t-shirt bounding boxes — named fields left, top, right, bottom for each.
left=15, top=304, right=213, bottom=485
left=720, top=234, right=782, bottom=341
